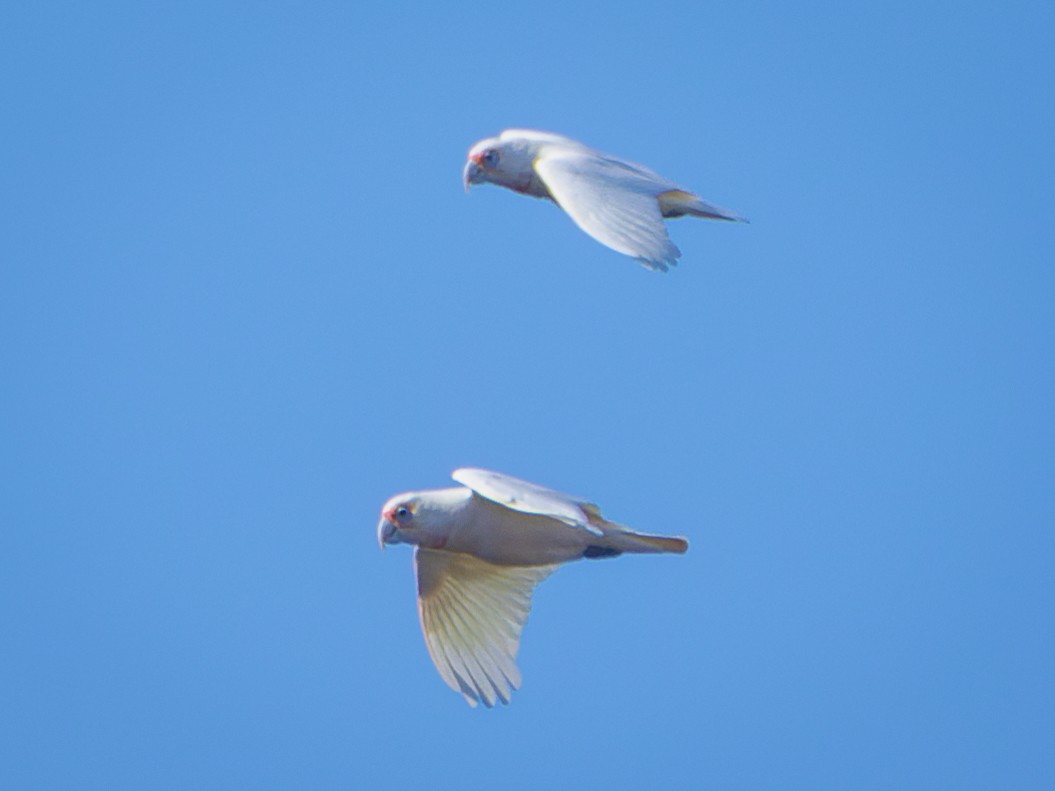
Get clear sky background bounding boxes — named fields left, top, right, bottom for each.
left=2, top=2, right=1053, bottom=788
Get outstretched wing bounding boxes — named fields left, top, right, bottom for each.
left=534, top=149, right=682, bottom=271
left=415, top=547, right=557, bottom=708
left=452, top=467, right=603, bottom=536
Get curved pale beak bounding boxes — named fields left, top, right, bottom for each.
left=377, top=517, right=399, bottom=551
left=462, top=158, right=482, bottom=192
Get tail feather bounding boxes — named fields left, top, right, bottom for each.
left=585, top=511, right=689, bottom=555
left=659, top=189, right=747, bottom=223
left=598, top=523, right=689, bottom=555
left=622, top=533, right=689, bottom=554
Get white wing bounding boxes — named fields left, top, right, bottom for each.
left=452, top=467, right=603, bottom=536
left=415, top=547, right=556, bottom=708
left=534, top=150, right=682, bottom=271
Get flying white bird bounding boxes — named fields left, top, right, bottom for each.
left=463, top=129, right=745, bottom=271
left=377, top=467, right=688, bottom=707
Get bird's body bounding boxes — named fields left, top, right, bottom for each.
left=463, top=129, right=745, bottom=271
left=377, top=468, right=688, bottom=707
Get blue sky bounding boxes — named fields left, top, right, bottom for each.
left=2, top=1, right=1053, bottom=788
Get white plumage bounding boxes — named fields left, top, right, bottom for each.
left=377, top=468, right=688, bottom=707
left=463, top=129, right=745, bottom=271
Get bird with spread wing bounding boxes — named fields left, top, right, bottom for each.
left=377, top=468, right=688, bottom=707
left=463, top=129, right=745, bottom=271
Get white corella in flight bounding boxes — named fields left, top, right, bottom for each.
left=377, top=468, right=688, bottom=707
left=463, top=129, right=745, bottom=271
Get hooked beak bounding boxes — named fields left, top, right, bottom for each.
left=377, top=516, right=399, bottom=551
left=462, top=158, right=483, bottom=192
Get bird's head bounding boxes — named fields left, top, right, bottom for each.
left=377, top=494, right=418, bottom=549
left=462, top=133, right=541, bottom=194
left=377, top=490, right=458, bottom=551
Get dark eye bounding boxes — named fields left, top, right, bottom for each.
left=482, top=149, right=498, bottom=166
left=396, top=506, right=410, bottom=520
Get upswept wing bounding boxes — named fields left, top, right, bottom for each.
left=452, top=467, right=603, bottom=536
